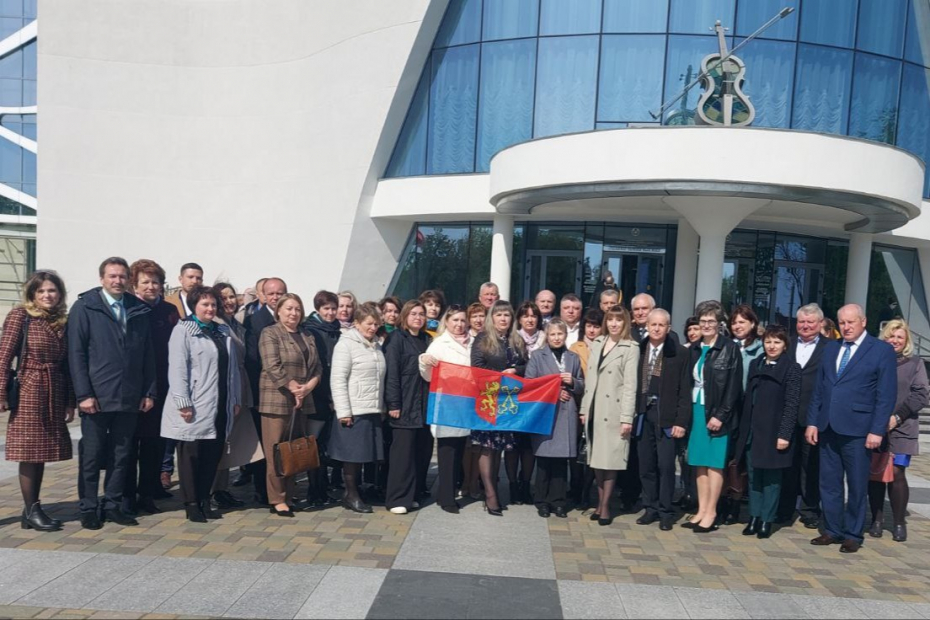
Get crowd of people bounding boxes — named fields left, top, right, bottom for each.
left=0, top=258, right=923, bottom=555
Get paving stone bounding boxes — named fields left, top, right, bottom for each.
left=852, top=598, right=924, bottom=619
left=223, top=563, right=329, bottom=619
left=733, top=591, right=808, bottom=619
left=674, top=586, right=750, bottom=619
left=294, top=565, right=386, bottom=619
left=0, top=549, right=96, bottom=605
left=614, top=584, right=688, bottom=619
left=154, top=559, right=270, bottom=616
left=558, top=580, right=626, bottom=619
left=86, top=556, right=214, bottom=613
left=16, top=553, right=153, bottom=609
left=790, top=594, right=867, bottom=619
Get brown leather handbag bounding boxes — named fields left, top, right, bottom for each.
left=273, top=410, right=321, bottom=477
left=725, top=458, right=748, bottom=498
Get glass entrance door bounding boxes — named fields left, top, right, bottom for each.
left=602, top=252, right=663, bottom=305
left=524, top=250, right=583, bottom=301
left=770, top=261, right=824, bottom=331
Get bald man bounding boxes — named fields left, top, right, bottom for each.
left=807, top=304, right=896, bottom=554
left=535, top=289, right=556, bottom=324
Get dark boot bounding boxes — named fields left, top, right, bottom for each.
left=185, top=502, right=207, bottom=523
left=742, top=517, right=760, bottom=536
left=21, top=502, right=61, bottom=532
left=757, top=522, right=773, bottom=539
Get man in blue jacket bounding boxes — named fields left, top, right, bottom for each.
left=806, top=303, right=896, bottom=553
left=69, top=257, right=156, bottom=530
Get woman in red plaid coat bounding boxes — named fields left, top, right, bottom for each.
left=0, top=270, right=75, bottom=532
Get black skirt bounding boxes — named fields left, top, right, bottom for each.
left=328, top=414, right=385, bottom=464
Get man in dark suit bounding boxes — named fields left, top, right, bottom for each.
left=779, top=303, right=829, bottom=527
left=807, top=303, right=897, bottom=553
left=242, top=277, right=287, bottom=503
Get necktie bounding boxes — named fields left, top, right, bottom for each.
left=837, top=341, right=853, bottom=376
left=648, top=346, right=658, bottom=376
left=112, top=302, right=126, bottom=333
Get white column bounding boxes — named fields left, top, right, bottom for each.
left=845, top=232, right=873, bottom=309
left=695, top=232, right=727, bottom=305
left=671, top=219, right=699, bottom=333
left=490, top=214, right=513, bottom=299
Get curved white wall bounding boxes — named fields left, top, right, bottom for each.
left=38, top=0, right=440, bottom=298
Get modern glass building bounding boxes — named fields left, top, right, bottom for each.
left=35, top=0, right=930, bottom=340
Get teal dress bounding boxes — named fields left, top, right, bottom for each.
left=688, top=343, right=729, bottom=468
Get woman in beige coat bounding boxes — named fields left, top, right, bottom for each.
left=580, top=305, right=637, bottom=526
left=259, top=293, right=322, bottom=517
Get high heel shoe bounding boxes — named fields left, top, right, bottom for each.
left=484, top=503, right=503, bottom=517
left=341, top=498, right=372, bottom=514
left=680, top=521, right=698, bottom=529
left=742, top=517, right=760, bottom=536
left=184, top=502, right=207, bottom=523
left=892, top=524, right=907, bottom=542
left=589, top=512, right=601, bottom=521
left=692, top=523, right=719, bottom=534
left=868, top=521, right=883, bottom=538
left=598, top=516, right=613, bottom=526
left=270, top=505, right=295, bottom=517
left=21, top=502, right=61, bottom=532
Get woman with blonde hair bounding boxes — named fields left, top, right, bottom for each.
left=337, top=291, right=358, bottom=333
left=0, top=270, right=74, bottom=531
left=579, top=305, right=638, bottom=526
left=870, top=319, right=929, bottom=542
left=471, top=300, right=527, bottom=516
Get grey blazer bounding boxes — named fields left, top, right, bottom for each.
left=527, top=346, right=584, bottom=459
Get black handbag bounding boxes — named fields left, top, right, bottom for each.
left=6, top=316, right=29, bottom=411
left=576, top=428, right=588, bottom=465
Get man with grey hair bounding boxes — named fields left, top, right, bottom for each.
left=807, top=304, right=897, bottom=554
left=535, top=289, right=556, bottom=324
left=598, top=289, right=620, bottom=313
left=630, top=294, right=656, bottom=344
left=478, top=282, right=500, bottom=310
left=779, top=303, right=828, bottom=527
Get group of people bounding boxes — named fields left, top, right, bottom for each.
left=0, top=260, right=922, bottom=555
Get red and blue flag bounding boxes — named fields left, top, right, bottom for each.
left=426, top=362, right=562, bottom=435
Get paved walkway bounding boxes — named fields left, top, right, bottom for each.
left=0, top=422, right=929, bottom=618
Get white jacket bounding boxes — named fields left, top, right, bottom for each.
left=419, top=330, right=472, bottom=438
left=331, top=327, right=386, bottom=419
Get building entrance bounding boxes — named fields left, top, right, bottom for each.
left=770, top=261, right=824, bottom=330
left=602, top=250, right=664, bottom=307
left=523, top=250, right=583, bottom=301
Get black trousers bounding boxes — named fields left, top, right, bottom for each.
left=77, top=411, right=139, bottom=514
left=535, top=457, right=568, bottom=509
left=779, top=426, right=821, bottom=521
left=244, top=407, right=267, bottom=499
left=619, top=434, right=642, bottom=507
left=124, top=435, right=165, bottom=508
left=677, top=439, right=696, bottom=499
left=386, top=427, right=433, bottom=509
left=436, top=436, right=466, bottom=508
left=177, top=436, right=225, bottom=505
left=637, top=412, right=678, bottom=518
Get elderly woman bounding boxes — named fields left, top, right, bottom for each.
left=869, top=319, right=929, bottom=543
left=733, top=325, right=800, bottom=539
left=528, top=319, right=584, bottom=519
left=384, top=300, right=433, bottom=515
left=259, top=293, right=322, bottom=517
left=579, top=306, right=638, bottom=526
left=471, top=300, right=527, bottom=516
left=163, top=286, right=242, bottom=523
left=685, top=300, right=743, bottom=533
left=0, top=270, right=74, bottom=532
left=420, top=304, right=473, bottom=513
left=329, top=302, right=387, bottom=514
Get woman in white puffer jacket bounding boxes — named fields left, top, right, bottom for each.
left=329, top=302, right=386, bottom=514
left=419, top=305, right=473, bottom=514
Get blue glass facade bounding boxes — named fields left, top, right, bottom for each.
left=0, top=0, right=36, bottom=216
left=386, top=0, right=930, bottom=196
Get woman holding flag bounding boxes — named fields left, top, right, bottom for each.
left=580, top=306, right=638, bottom=526
left=470, top=300, right=528, bottom=516
left=419, top=305, right=473, bottom=514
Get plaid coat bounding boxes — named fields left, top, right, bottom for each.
left=0, top=307, right=75, bottom=462
left=258, top=323, right=322, bottom=416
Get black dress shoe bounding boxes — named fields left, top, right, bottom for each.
left=554, top=506, right=568, bottom=519
left=201, top=501, right=223, bottom=520
left=659, top=518, right=674, bottom=531
left=757, top=522, right=773, bottom=539
left=537, top=505, right=551, bottom=518
left=136, top=496, right=161, bottom=514
left=598, top=516, right=614, bottom=526
left=213, top=491, right=245, bottom=509
left=636, top=511, right=659, bottom=526
left=801, top=517, right=820, bottom=530
left=692, top=523, right=719, bottom=533
left=270, top=506, right=295, bottom=517
left=892, top=524, right=907, bottom=542
left=185, top=502, right=207, bottom=523
left=680, top=521, right=697, bottom=529
left=21, top=503, right=62, bottom=532
left=441, top=504, right=460, bottom=514
left=811, top=534, right=843, bottom=546
left=342, top=498, right=373, bottom=514
left=80, top=511, right=103, bottom=530
left=742, top=517, right=760, bottom=536
left=589, top=512, right=601, bottom=521
left=104, top=508, right=139, bottom=526
left=868, top=521, right=883, bottom=538
left=840, top=540, right=861, bottom=554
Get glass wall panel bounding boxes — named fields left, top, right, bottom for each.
left=735, top=0, right=799, bottom=41
left=664, top=35, right=718, bottom=124
left=602, top=0, right=668, bottom=33
left=897, top=63, right=930, bottom=194
left=385, top=70, right=429, bottom=177
left=857, top=0, right=906, bottom=58
left=539, top=0, right=601, bottom=35
left=736, top=38, right=795, bottom=128
left=596, top=122, right=628, bottom=129
left=800, top=0, right=857, bottom=48
left=477, top=39, right=536, bottom=172
left=466, top=224, right=493, bottom=301
left=534, top=35, right=599, bottom=137
left=792, top=44, right=853, bottom=134
left=482, top=0, right=539, bottom=41
left=822, top=241, right=848, bottom=321
left=427, top=45, right=479, bottom=175
left=668, top=0, right=734, bottom=35
left=0, top=137, right=21, bottom=185
left=598, top=35, right=666, bottom=122
left=434, top=0, right=482, bottom=48
left=849, top=53, right=901, bottom=143
left=866, top=244, right=929, bottom=334
left=905, top=0, right=930, bottom=66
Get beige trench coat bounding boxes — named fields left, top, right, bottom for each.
left=580, top=336, right=638, bottom=470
